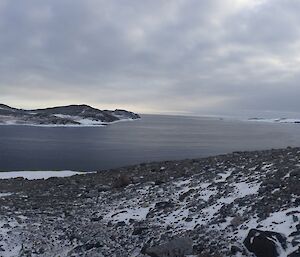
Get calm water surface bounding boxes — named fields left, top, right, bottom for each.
left=1, top=114, right=300, bottom=171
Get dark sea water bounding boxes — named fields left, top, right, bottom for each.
left=1, top=114, right=300, bottom=171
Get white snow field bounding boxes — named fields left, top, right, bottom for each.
left=0, top=171, right=88, bottom=180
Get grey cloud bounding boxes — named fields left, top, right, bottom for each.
left=1, top=0, right=300, bottom=116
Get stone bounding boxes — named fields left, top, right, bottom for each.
left=231, top=215, right=243, bottom=227
left=244, top=229, right=287, bottom=257
left=179, top=189, right=195, bottom=201
left=132, top=227, right=148, bottom=235
left=230, top=245, right=242, bottom=254
left=288, top=247, right=300, bottom=257
left=90, top=216, right=103, bottom=222
left=112, top=174, right=132, bottom=188
left=154, top=201, right=174, bottom=210
left=293, top=215, right=299, bottom=222
left=290, top=169, right=300, bottom=178
left=144, top=237, right=193, bottom=257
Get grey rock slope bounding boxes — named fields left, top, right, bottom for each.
left=0, top=104, right=140, bottom=126
left=0, top=147, right=299, bottom=256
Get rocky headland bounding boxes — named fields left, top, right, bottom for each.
left=0, top=104, right=140, bottom=126
left=0, top=147, right=299, bottom=257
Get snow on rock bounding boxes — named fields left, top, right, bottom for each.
left=234, top=181, right=261, bottom=198
left=0, top=147, right=299, bottom=256
left=54, top=114, right=106, bottom=126
left=257, top=207, right=300, bottom=256
left=0, top=104, right=140, bottom=127
left=0, top=217, right=23, bottom=257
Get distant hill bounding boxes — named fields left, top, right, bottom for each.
left=0, top=104, right=140, bottom=126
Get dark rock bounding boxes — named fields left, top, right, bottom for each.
left=179, top=189, right=195, bottom=201
left=73, top=242, right=103, bottom=252
left=144, top=237, right=193, bottom=257
left=84, top=242, right=103, bottom=250
left=90, top=216, right=103, bottom=222
left=112, top=174, right=132, bottom=188
left=290, top=169, right=300, bottom=178
left=116, top=221, right=126, bottom=227
left=193, top=243, right=204, bottom=253
left=231, top=215, right=243, bottom=227
left=231, top=245, right=242, bottom=254
left=291, top=231, right=300, bottom=237
left=97, top=185, right=110, bottom=192
left=288, top=247, right=300, bottom=257
left=132, top=226, right=148, bottom=235
left=244, top=229, right=287, bottom=257
left=155, top=180, right=165, bottom=185
left=292, top=238, right=300, bottom=247
left=155, top=201, right=174, bottom=210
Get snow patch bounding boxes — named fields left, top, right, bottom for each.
left=0, top=218, right=23, bottom=257
left=0, top=193, right=13, bottom=197
left=234, top=181, right=261, bottom=197
left=198, top=183, right=217, bottom=201
left=54, top=114, right=106, bottom=126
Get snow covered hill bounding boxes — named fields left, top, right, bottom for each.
left=0, top=147, right=299, bottom=256
left=0, top=104, right=140, bottom=126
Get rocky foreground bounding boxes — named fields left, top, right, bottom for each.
left=0, top=147, right=299, bottom=257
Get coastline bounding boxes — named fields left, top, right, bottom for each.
left=0, top=117, right=140, bottom=128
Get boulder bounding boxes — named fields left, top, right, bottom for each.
left=230, top=214, right=244, bottom=228
left=112, top=174, right=132, bottom=188
left=288, top=247, right=300, bottom=257
left=154, top=201, right=174, bottom=210
left=144, top=237, right=193, bottom=257
left=244, top=229, right=287, bottom=257
left=290, top=169, right=300, bottom=178
left=132, top=226, right=148, bottom=235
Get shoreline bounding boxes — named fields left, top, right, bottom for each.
left=0, top=117, right=140, bottom=128
left=2, top=113, right=300, bottom=128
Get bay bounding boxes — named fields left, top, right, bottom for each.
left=0, top=114, right=300, bottom=171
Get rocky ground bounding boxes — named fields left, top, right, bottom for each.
left=0, top=147, right=299, bottom=257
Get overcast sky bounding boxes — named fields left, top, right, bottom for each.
left=1, top=0, right=300, bottom=117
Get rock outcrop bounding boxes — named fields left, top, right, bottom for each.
left=244, top=229, right=287, bottom=257
left=0, top=103, right=140, bottom=126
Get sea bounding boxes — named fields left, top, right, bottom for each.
left=1, top=114, right=300, bottom=171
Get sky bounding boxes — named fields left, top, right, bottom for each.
left=1, top=0, right=300, bottom=117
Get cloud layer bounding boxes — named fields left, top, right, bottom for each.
left=1, top=0, right=300, bottom=116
